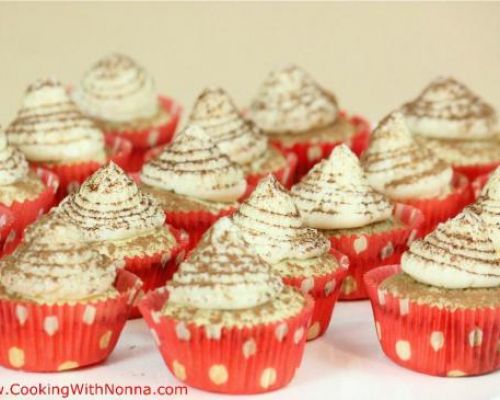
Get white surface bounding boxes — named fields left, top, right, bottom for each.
left=1, top=301, right=499, bottom=400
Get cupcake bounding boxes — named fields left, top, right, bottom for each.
left=362, top=112, right=472, bottom=235
left=0, top=126, right=58, bottom=248
left=186, top=87, right=297, bottom=194
left=291, top=144, right=423, bottom=300
left=139, top=217, right=313, bottom=394
left=72, top=53, right=181, bottom=172
left=248, top=65, right=370, bottom=181
left=6, top=78, right=131, bottom=200
left=57, top=162, right=187, bottom=316
left=232, top=175, right=349, bottom=340
left=0, top=216, right=140, bottom=372
left=140, top=124, right=247, bottom=248
left=472, top=167, right=500, bottom=249
left=401, top=77, right=500, bottom=180
left=364, top=208, right=500, bottom=376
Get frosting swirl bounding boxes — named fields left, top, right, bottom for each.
left=0, top=127, right=29, bottom=186
left=188, top=87, right=269, bottom=167
left=402, top=77, right=497, bottom=140
left=167, top=217, right=283, bottom=310
left=72, top=53, right=159, bottom=123
left=232, top=175, right=330, bottom=264
left=249, top=65, right=339, bottom=134
left=362, top=112, right=453, bottom=199
left=291, top=144, right=393, bottom=229
left=402, top=207, right=500, bottom=288
left=6, top=78, right=105, bottom=163
left=58, top=162, right=165, bottom=241
left=140, top=124, right=247, bottom=202
left=473, top=167, right=500, bottom=250
left=0, top=216, right=116, bottom=303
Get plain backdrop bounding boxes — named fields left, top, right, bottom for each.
left=1, top=2, right=500, bottom=126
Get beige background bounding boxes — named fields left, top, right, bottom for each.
left=1, top=2, right=500, bottom=125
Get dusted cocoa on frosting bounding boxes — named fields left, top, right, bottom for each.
left=473, top=167, right=500, bottom=250
left=402, top=207, right=500, bottom=289
left=6, top=78, right=106, bottom=163
left=0, top=127, right=29, bottom=186
left=363, top=112, right=453, bottom=199
left=232, top=175, right=330, bottom=264
left=292, top=144, right=393, bottom=229
left=58, top=162, right=165, bottom=241
left=402, top=77, right=497, bottom=140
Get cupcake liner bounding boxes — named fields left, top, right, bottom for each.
left=328, top=204, right=424, bottom=301
left=31, top=135, right=132, bottom=203
left=471, top=172, right=491, bottom=200
left=281, top=249, right=349, bottom=341
left=453, top=161, right=500, bottom=182
left=0, top=206, right=15, bottom=258
left=398, top=173, right=473, bottom=237
left=139, top=287, right=314, bottom=394
left=0, top=269, right=142, bottom=372
left=2, top=168, right=59, bottom=256
left=271, top=112, right=371, bottom=183
left=364, top=265, right=500, bottom=377
left=104, top=97, right=182, bottom=173
left=123, top=226, right=190, bottom=319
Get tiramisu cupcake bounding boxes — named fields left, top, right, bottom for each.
left=362, top=112, right=472, bottom=235
left=0, top=216, right=140, bottom=372
left=139, top=217, right=313, bottom=394
left=291, top=144, right=423, bottom=300
left=402, top=77, right=500, bottom=180
left=249, top=65, right=370, bottom=181
left=140, top=124, right=247, bottom=248
left=364, top=208, right=500, bottom=376
left=57, top=162, right=187, bottom=315
left=6, top=78, right=131, bottom=200
left=72, top=53, right=181, bottom=172
left=232, top=175, right=349, bottom=340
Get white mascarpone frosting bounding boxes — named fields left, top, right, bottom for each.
left=473, top=167, right=500, bottom=250
left=188, top=87, right=269, bottom=167
left=402, top=207, right=500, bottom=289
left=402, top=77, right=497, bottom=140
left=0, top=216, right=117, bottom=303
left=58, top=162, right=165, bottom=241
left=249, top=65, right=339, bottom=134
left=140, top=124, right=247, bottom=202
left=167, top=217, right=284, bottom=310
left=291, top=144, right=393, bottom=229
left=363, top=112, right=453, bottom=199
left=6, top=78, right=106, bottom=163
left=0, top=127, right=29, bottom=186
left=232, top=175, right=330, bottom=264
left=72, top=53, right=159, bottom=123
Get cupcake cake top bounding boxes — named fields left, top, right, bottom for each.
left=0, top=127, right=29, bottom=186
left=140, top=124, right=247, bottom=202
left=401, top=77, right=497, bottom=140
left=473, top=167, right=500, bottom=249
left=0, top=216, right=116, bottom=303
left=249, top=65, right=339, bottom=134
left=402, top=207, right=500, bottom=289
left=188, top=87, right=269, bottom=167
left=6, top=78, right=105, bottom=163
left=291, top=144, right=393, bottom=229
left=362, top=112, right=453, bottom=199
left=233, top=175, right=330, bottom=264
left=72, top=53, right=159, bottom=123
left=167, top=217, right=284, bottom=310
left=58, top=162, right=165, bottom=241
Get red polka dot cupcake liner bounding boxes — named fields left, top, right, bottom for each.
left=398, top=173, right=473, bottom=237
left=271, top=112, right=371, bottom=183
left=139, top=287, right=314, bottom=394
left=282, top=249, right=349, bottom=341
left=2, top=168, right=59, bottom=256
left=328, top=204, right=424, bottom=301
left=105, top=97, right=182, bottom=173
left=30, top=135, right=132, bottom=203
left=0, top=206, right=14, bottom=258
left=124, top=226, right=190, bottom=319
left=453, top=161, right=500, bottom=182
left=0, top=269, right=142, bottom=372
left=364, top=265, right=500, bottom=377
left=471, top=172, right=492, bottom=200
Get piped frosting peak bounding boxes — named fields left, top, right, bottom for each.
left=0, top=127, right=28, bottom=186
left=473, top=167, right=500, bottom=250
